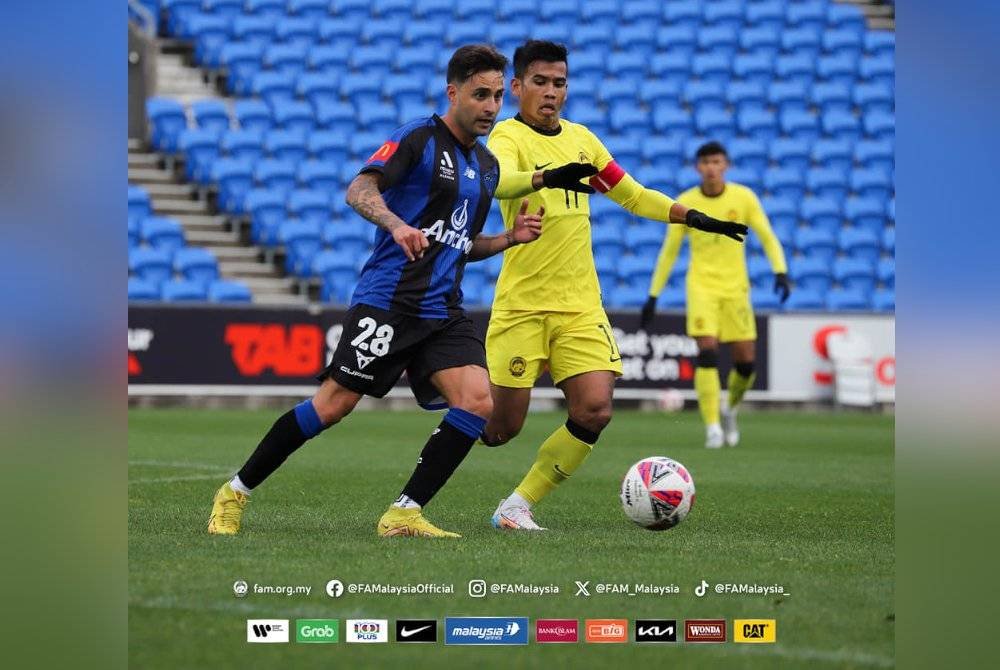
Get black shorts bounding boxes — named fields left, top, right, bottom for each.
left=319, top=303, right=487, bottom=409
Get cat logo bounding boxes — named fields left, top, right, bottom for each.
left=733, top=619, right=776, bottom=643
left=509, top=356, right=527, bottom=377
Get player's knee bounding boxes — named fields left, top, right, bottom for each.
left=312, top=387, right=359, bottom=425
left=482, top=414, right=525, bottom=446
left=734, top=361, right=755, bottom=377
left=570, top=402, right=613, bottom=435
left=456, top=389, right=493, bottom=421
left=696, top=348, right=719, bottom=368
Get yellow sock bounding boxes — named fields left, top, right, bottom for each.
left=514, top=425, right=593, bottom=505
left=695, top=367, right=721, bottom=426
left=727, top=369, right=756, bottom=409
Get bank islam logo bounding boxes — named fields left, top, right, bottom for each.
left=635, top=619, right=677, bottom=643
left=536, top=619, right=578, bottom=643
left=395, top=619, right=437, bottom=643
left=585, top=619, right=628, bottom=643
left=345, top=619, right=388, bottom=643
left=246, top=619, right=289, bottom=643
left=734, top=619, right=777, bottom=643
left=445, top=617, right=529, bottom=645
left=685, top=619, right=727, bottom=643
left=296, top=619, right=339, bottom=644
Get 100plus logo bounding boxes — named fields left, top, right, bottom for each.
left=445, top=617, right=528, bottom=645
left=345, top=619, right=388, bottom=643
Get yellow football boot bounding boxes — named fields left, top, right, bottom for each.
left=377, top=506, right=460, bottom=538
left=207, top=482, right=248, bottom=535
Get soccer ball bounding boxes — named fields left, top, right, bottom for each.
left=620, top=457, right=696, bottom=530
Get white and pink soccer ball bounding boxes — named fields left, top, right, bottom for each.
left=620, top=457, right=696, bottom=530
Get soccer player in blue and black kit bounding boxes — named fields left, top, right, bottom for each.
left=207, top=46, right=554, bottom=538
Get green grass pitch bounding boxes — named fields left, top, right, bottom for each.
left=128, top=407, right=893, bottom=669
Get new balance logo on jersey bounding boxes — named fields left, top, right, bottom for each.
left=421, top=200, right=474, bottom=253
left=440, top=151, right=455, bottom=180
left=355, top=350, right=374, bottom=369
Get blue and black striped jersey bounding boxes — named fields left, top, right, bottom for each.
left=351, top=114, right=500, bottom=318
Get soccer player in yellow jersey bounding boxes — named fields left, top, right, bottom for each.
left=481, top=41, right=749, bottom=530
left=642, top=141, right=791, bottom=449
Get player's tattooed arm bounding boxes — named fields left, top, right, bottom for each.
left=346, top=172, right=428, bottom=261
left=469, top=199, right=544, bottom=261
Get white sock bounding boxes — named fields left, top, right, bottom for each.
left=706, top=423, right=722, bottom=433
left=393, top=494, right=421, bottom=509
left=504, top=492, right=532, bottom=511
left=230, top=475, right=252, bottom=496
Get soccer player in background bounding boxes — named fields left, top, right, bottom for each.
left=481, top=41, right=749, bottom=530
left=207, top=45, right=548, bottom=538
left=641, top=141, right=791, bottom=448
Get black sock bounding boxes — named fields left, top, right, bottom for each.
left=237, top=400, right=328, bottom=489
left=400, top=409, right=485, bottom=507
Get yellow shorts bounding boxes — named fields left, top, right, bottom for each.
left=686, top=288, right=757, bottom=342
left=486, top=307, right=624, bottom=388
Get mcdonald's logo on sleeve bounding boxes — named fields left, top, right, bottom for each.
left=367, top=141, right=399, bottom=164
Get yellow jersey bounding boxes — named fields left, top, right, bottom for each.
left=649, top=182, right=787, bottom=298
left=488, top=114, right=677, bottom=312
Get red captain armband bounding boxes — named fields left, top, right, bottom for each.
left=589, top=160, right=626, bottom=193
left=366, top=140, right=399, bottom=164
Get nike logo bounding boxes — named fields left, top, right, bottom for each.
left=553, top=464, right=570, bottom=478
left=534, top=162, right=552, bottom=170
left=400, top=625, right=431, bottom=637
left=610, top=355, right=621, bottom=362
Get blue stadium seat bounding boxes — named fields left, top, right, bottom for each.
left=851, top=168, right=893, bottom=201
left=882, top=227, right=895, bottom=256
left=252, top=71, right=296, bottom=107
left=649, top=52, right=691, bottom=86
left=351, top=45, right=395, bottom=74
left=834, top=258, right=876, bottom=293
left=666, top=254, right=690, bottom=289
left=845, top=197, right=887, bottom=235
left=607, top=52, right=647, bottom=82
left=692, top=53, right=733, bottom=86
left=764, top=167, right=806, bottom=201
left=314, top=101, right=356, bottom=134
left=264, top=129, right=309, bottom=162
left=190, top=99, right=229, bottom=135
left=349, top=132, right=386, bottom=161
left=618, top=255, right=653, bottom=291
left=141, top=216, right=186, bottom=251
left=271, top=100, right=315, bottom=133
left=245, top=188, right=287, bottom=245
left=128, top=185, right=151, bottom=223
left=729, top=138, right=768, bottom=172
left=789, top=257, right=833, bottom=294
left=748, top=255, right=773, bottom=289
left=414, top=0, right=457, bottom=22
left=775, top=54, right=816, bottom=86
left=209, top=279, right=253, bottom=303
left=408, top=21, right=448, bottom=49
left=340, top=74, right=383, bottom=109
left=540, top=0, right=579, bottom=23
left=161, top=279, right=208, bottom=302
left=245, top=0, right=285, bottom=17
left=615, top=24, right=657, bottom=53
left=704, top=0, right=743, bottom=31
left=571, top=24, right=613, bottom=53
left=795, top=227, right=838, bottom=262
left=745, top=1, right=784, bottom=31
left=761, top=196, right=798, bottom=231
left=860, top=55, right=895, bottom=88
left=652, top=107, right=693, bottom=136
left=288, top=0, right=331, bottom=19
left=455, top=0, right=497, bottom=21
left=604, top=135, right=641, bottom=168
left=231, top=15, right=275, bottom=46
left=129, top=247, right=174, bottom=285
left=280, top=219, right=324, bottom=276
left=621, top=0, right=661, bottom=24
left=383, top=75, right=426, bottom=108
left=887, top=199, right=895, bottom=225
left=828, top=3, right=867, bottom=34
left=174, top=247, right=219, bottom=285
left=864, top=32, right=896, bottom=58
left=751, top=287, right=782, bottom=311
left=769, top=138, right=810, bottom=172
left=234, top=99, right=272, bottom=132
left=287, top=189, right=331, bottom=224
left=726, top=81, right=767, bottom=115
left=738, top=109, right=779, bottom=142
left=816, top=54, right=859, bottom=87
left=362, top=19, right=407, bottom=45
left=827, top=287, right=872, bottom=311
left=822, top=28, right=863, bottom=59
left=727, top=167, right=762, bottom=194
left=656, top=288, right=687, bottom=309
left=780, top=110, right=820, bottom=142
left=695, top=108, right=735, bottom=142
left=808, top=167, right=849, bottom=201
left=592, top=223, right=626, bottom=260
left=610, top=286, right=650, bottom=309
left=663, top=1, right=702, bottom=30
left=676, top=167, right=701, bottom=192
left=571, top=51, right=605, bottom=82
left=297, top=73, right=339, bottom=108
left=314, top=249, right=360, bottom=302
left=629, top=222, right=667, bottom=259
left=221, top=129, right=265, bottom=162
left=568, top=106, right=607, bottom=136
left=264, top=44, right=308, bottom=76
left=878, top=257, right=895, bottom=289
left=801, top=197, right=843, bottom=235
left=307, top=44, right=348, bottom=74
left=332, top=0, right=369, bottom=22
left=362, top=103, right=398, bottom=136
left=739, top=26, right=780, bottom=59
left=146, top=97, right=187, bottom=153
left=853, top=82, right=894, bottom=115
left=813, top=82, right=853, bottom=114
left=785, top=287, right=826, bottom=311
left=298, top=160, right=340, bottom=191
left=697, top=26, right=739, bottom=60
left=323, top=219, right=373, bottom=257
left=220, top=42, right=264, bottom=96
left=656, top=24, right=696, bottom=55
left=781, top=27, right=823, bottom=60
left=128, top=277, right=161, bottom=302
left=642, top=136, right=685, bottom=172
left=128, top=217, right=140, bottom=248
left=822, top=110, right=862, bottom=142
left=787, top=1, right=826, bottom=32
left=599, top=80, right=639, bottom=108
left=590, top=197, right=630, bottom=229
left=255, top=158, right=297, bottom=194
left=864, top=111, right=895, bottom=141
left=872, top=288, right=894, bottom=312
left=179, top=128, right=221, bottom=183
left=768, top=81, right=809, bottom=114
left=811, top=139, right=853, bottom=173
left=638, top=80, right=682, bottom=110
left=275, top=17, right=319, bottom=46
left=840, top=228, right=881, bottom=265
left=732, top=53, right=775, bottom=86
left=164, top=0, right=202, bottom=35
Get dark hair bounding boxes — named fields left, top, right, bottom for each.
left=695, top=141, right=728, bottom=160
left=446, top=44, right=508, bottom=84
left=513, top=40, right=568, bottom=79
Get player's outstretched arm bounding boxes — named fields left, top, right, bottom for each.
left=346, top=172, right=428, bottom=261
left=495, top=162, right=598, bottom=199
left=468, top=199, right=544, bottom=261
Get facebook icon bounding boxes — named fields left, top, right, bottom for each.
left=444, top=617, right=529, bottom=645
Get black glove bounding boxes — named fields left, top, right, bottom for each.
left=541, top=162, right=598, bottom=193
left=773, top=273, right=791, bottom=304
left=640, top=295, right=657, bottom=329
left=685, top=208, right=748, bottom=242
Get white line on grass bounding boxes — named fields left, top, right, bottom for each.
left=129, top=459, right=233, bottom=471
left=129, top=473, right=231, bottom=485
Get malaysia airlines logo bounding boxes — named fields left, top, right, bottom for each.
left=355, top=350, right=374, bottom=369
left=445, top=617, right=528, bottom=645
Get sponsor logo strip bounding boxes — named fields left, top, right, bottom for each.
left=246, top=619, right=289, bottom=643
left=444, top=617, right=529, bottom=645
left=685, top=619, right=727, bottom=643
left=345, top=619, right=388, bottom=643
left=734, top=619, right=777, bottom=643
left=635, top=619, right=678, bottom=643
left=585, top=618, right=628, bottom=643
left=396, top=619, right=438, bottom=643
left=296, top=619, right=339, bottom=643
left=535, top=619, right=578, bottom=643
